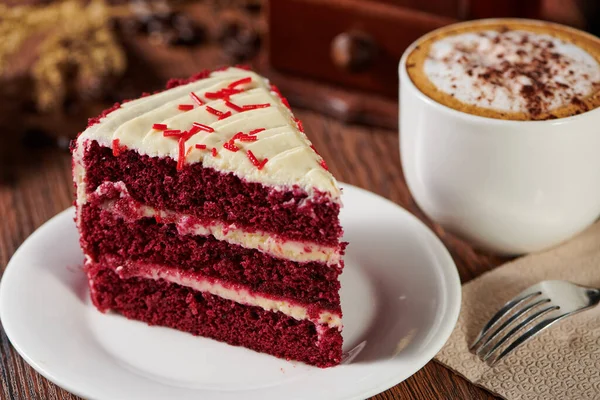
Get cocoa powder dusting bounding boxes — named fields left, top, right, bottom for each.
left=417, top=24, right=600, bottom=120
left=449, top=30, right=596, bottom=117
left=571, top=96, right=589, bottom=112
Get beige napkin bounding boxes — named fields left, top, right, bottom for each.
left=435, top=221, right=600, bottom=400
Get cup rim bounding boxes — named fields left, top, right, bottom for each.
left=398, top=17, right=600, bottom=126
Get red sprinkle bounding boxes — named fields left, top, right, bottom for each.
left=281, top=97, right=291, bottom=109
left=248, top=128, right=265, bottom=135
left=230, top=132, right=256, bottom=143
left=320, top=159, right=329, bottom=171
left=195, top=144, right=207, bottom=150
left=178, top=104, right=194, bottom=111
left=155, top=214, right=163, bottom=223
left=206, top=106, right=232, bottom=120
left=270, top=84, right=282, bottom=97
left=257, top=158, right=268, bottom=170
left=205, top=88, right=243, bottom=100
left=224, top=130, right=262, bottom=151
left=204, top=91, right=220, bottom=100
left=228, top=77, right=252, bottom=88
left=223, top=142, right=240, bottom=152
left=247, top=150, right=269, bottom=169
left=189, top=92, right=204, bottom=106
left=225, top=101, right=270, bottom=113
left=224, top=130, right=260, bottom=152
left=243, top=103, right=270, bottom=110
left=205, top=105, right=221, bottom=115
left=294, top=117, right=304, bottom=132
left=212, top=148, right=218, bottom=157
left=192, top=122, right=214, bottom=133
left=112, top=139, right=126, bottom=157
left=163, top=129, right=182, bottom=137
left=152, top=123, right=168, bottom=131
left=224, top=100, right=244, bottom=112
left=177, top=137, right=186, bottom=170
left=231, top=132, right=244, bottom=141
left=188, top=125, right=202, bottom=136
left=246, top=150, right=259, bottom=167
left=180, top=130, right=196, bottom=141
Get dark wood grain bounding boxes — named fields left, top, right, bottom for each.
left=0, top=5, right=504, bottom=400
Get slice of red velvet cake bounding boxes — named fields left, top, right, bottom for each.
left=72, top=66, right=345, bottom=367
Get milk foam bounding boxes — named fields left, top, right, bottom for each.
left=424, top=30, right=600, bottom=114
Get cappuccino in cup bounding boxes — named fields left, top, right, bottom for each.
left=400, top=19, right=600, bottom=254
left=405, top=19, right=600, bottom=121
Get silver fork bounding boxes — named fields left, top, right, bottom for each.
left=470, top=280, right=600, bottom=367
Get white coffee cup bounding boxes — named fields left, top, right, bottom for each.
left=399, top=26, right=600, bottom=255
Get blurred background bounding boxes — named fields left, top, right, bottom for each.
left=0, top=0, right=599, bottom=183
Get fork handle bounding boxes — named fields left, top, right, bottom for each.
left=587, top=288, right=600, bottom=305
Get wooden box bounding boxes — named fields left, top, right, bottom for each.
left=268, top=0, right=541, bottom=97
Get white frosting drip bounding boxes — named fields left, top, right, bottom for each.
left=113, top=263, right=342, bottom=329
left=424, top=30, right=600, bottom=113
left=76, top=67, right=340, bottom=199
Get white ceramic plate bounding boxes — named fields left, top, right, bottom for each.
left=0, top=184, right=461, bottom=400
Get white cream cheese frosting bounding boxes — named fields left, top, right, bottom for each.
left=75, top=67, right=340, bottom=200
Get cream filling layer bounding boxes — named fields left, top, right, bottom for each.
left=113, top=263, right=342, bottom=329
left=141, top=207, right=340, bottom=265
left=90, top=181, right=341, bottom=265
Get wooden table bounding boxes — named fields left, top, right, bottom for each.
left=0, top=12, right=506, bottom=399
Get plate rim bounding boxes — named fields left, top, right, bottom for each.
left=339, top=184, right=461, bottom=399
left=0, top=207, right=93, bottom=400
left=0, top=183, right=462, bottom=400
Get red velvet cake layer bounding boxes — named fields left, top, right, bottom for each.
left=80, top=204, right=342, bottom=310
left=82, top=141, right=342, bottom=245
left=88, top=264, right=343, bottom=368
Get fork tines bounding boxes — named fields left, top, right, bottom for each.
left=471, top=280, right=600, bottom=367
left=470, top=286, right=560, bottom=366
